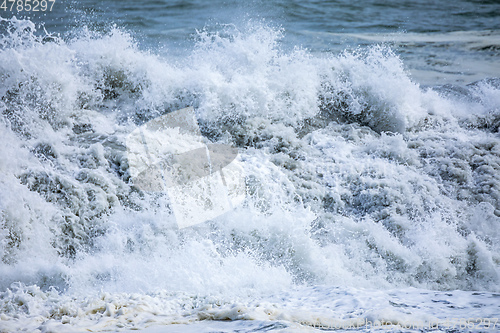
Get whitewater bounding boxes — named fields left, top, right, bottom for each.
left=0, top=13, right=499, bottom=332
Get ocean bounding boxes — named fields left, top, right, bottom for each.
left=1, top=0, right=499, bottom=332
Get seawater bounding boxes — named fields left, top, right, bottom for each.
left=0, top=1, right=500, bottom=332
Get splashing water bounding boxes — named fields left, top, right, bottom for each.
left=0, top=17, right=499, bottom=332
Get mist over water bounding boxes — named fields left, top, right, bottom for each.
left=1, top=1, right=500, bottom=331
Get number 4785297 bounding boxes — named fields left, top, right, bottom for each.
left=1, top=0, right=56, bottom=12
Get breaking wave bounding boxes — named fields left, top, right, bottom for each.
left=0, top=16, right=499, bottom=331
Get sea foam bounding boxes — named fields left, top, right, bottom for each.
left=0, top=17, right=499, bottom=332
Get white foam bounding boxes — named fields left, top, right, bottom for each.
left=0, top=17, right=499, bottom=332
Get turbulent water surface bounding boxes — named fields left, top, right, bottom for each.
left=1, top=1, right=500, bottom=332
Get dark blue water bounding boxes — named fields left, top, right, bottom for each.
left=16, top=0, right=500, bottom=36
